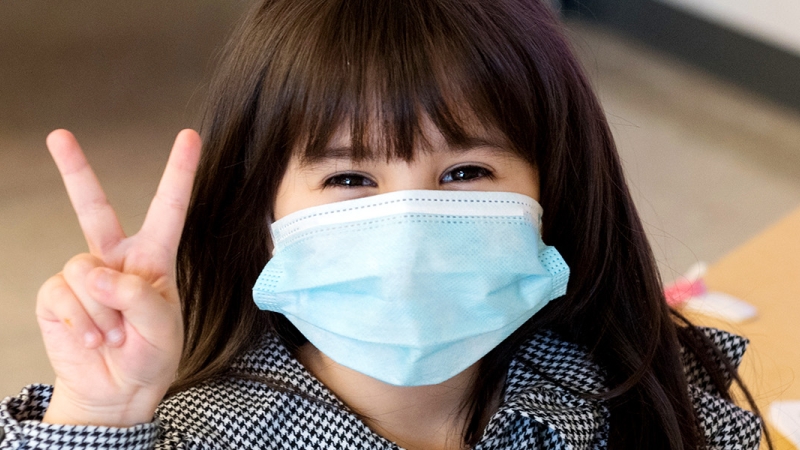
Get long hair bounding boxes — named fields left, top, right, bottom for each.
left=173, top=0, right=768, bottom=448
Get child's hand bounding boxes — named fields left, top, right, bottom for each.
left=35, top=129, right=201, bottom=427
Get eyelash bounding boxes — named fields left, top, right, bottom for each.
left=440, top=165, right=495, bottom=183
left=322, top=172, right=378, bottom=188
left=322, top=165, right=495, bottom=188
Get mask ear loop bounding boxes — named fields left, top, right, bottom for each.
left=266, top=217, right=276, bottom=257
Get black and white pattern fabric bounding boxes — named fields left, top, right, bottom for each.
left=0, top=327, right=761, bottom=449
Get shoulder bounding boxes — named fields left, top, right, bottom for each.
left=680, top=326, right=749, bottom=394
left=499, top=327, right=761, bottom=449
left=485, top=330, right=610, bottom=449
left=680, top=327, right=763, bottom=449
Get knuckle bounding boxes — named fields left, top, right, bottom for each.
left=37, top=275, right=68, bottom=305
left=36, top=283, right=54, bottom=315
left=82, top=197, right=113, bottom=215
left=63, top=253, right=96, bottom=277
left=154, top=191, right=188, bottom=214
left=117, top=274, right=147, bottom=304
left=35, top=277, right=80, bottom=324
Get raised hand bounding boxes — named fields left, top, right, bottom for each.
left=36, top=129, right=201, bottom=427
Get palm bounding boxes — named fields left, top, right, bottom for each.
left=40, top=239, right=178, bottom=402
left=37, top=129, right=201, bottom=426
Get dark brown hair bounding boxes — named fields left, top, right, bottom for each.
left=173, top=0, right=769, bottom=448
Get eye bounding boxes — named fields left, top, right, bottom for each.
left=323, top=172, right=378, bottom=188
left=441, top=165, right=495, bottom=183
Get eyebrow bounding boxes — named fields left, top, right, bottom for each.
left=298, top=136, right=516, bottom=168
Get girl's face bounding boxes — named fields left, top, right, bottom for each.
left=274, top=117, right=539, bottom=221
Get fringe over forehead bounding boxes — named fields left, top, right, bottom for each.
left=241, top=0, right=562, bottom=166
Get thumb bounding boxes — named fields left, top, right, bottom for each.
left=86, top=267, right=182, bottom=347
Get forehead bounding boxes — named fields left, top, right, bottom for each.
left=295, top=113, right=519, bottom=167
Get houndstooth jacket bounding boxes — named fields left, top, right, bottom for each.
left=1, top=327, right=761, bottom=449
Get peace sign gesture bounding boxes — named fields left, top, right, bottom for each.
left=36, top=129, right=201, bottom=427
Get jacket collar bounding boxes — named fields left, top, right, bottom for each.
left=233, top=327, right=750, bottom=450
left=485, top=327, right=751, bottom=449
left=482, top=329, right=608, bottom=449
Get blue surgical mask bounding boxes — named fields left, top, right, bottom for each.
left=253, top=190, right=569, bottom=386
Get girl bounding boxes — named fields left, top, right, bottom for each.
left=0, top=0, right=768, bottom=449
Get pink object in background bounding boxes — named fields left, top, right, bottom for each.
left=663, top=261, right=758, bottom=323
left=664, top=278, right=708, bottom=306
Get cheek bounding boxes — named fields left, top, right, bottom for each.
left=273, top=163, right=306, bottom=222
left=272, top=181, right=291, bottom=222
left=502, top=163, right=539, bottom=202
left=273, top=175, right=316, bottom=222
left=273, top=167, right=342, bottom=221
left=527, top=167, right=540, bottom=202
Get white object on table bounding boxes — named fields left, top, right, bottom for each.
left=681, top=291, right=758, bottom=323
left=770, top=401, right=800, bottom=448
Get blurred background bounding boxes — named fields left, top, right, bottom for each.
left=2, top=0, right=800, bottom=407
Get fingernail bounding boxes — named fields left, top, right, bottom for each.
left=84, top=331, right=99, bottom=347
left=106, top=328, right=124, bottom=345
left=94, top=270, right=112, bottom=293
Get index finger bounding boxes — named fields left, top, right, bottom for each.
left=138, top=129, right=202, bottom=257
left=47, top=129, right=126, bottom=257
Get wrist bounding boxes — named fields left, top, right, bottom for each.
left=42, top=382, right=160, bottom=427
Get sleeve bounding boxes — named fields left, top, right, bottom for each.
left=0, top=384, right=169, bottom=450
left=683, top=328, right=762, bottom=450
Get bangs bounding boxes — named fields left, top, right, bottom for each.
left=259, top=0, right=538, bottom=165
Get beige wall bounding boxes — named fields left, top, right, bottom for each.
left=0, top=0, right=251, bottom=397
left=657, top=0, right=800, bottom=56
left=0, top=1, right=248, bottom=135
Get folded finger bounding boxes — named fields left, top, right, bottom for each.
left=47, top=129, right=125, bottom=257
left=62, top=254, right=126, bottom=347
left=37, top=274, right=103, bottom=348
left=86, top=267, right=181, bottom=346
